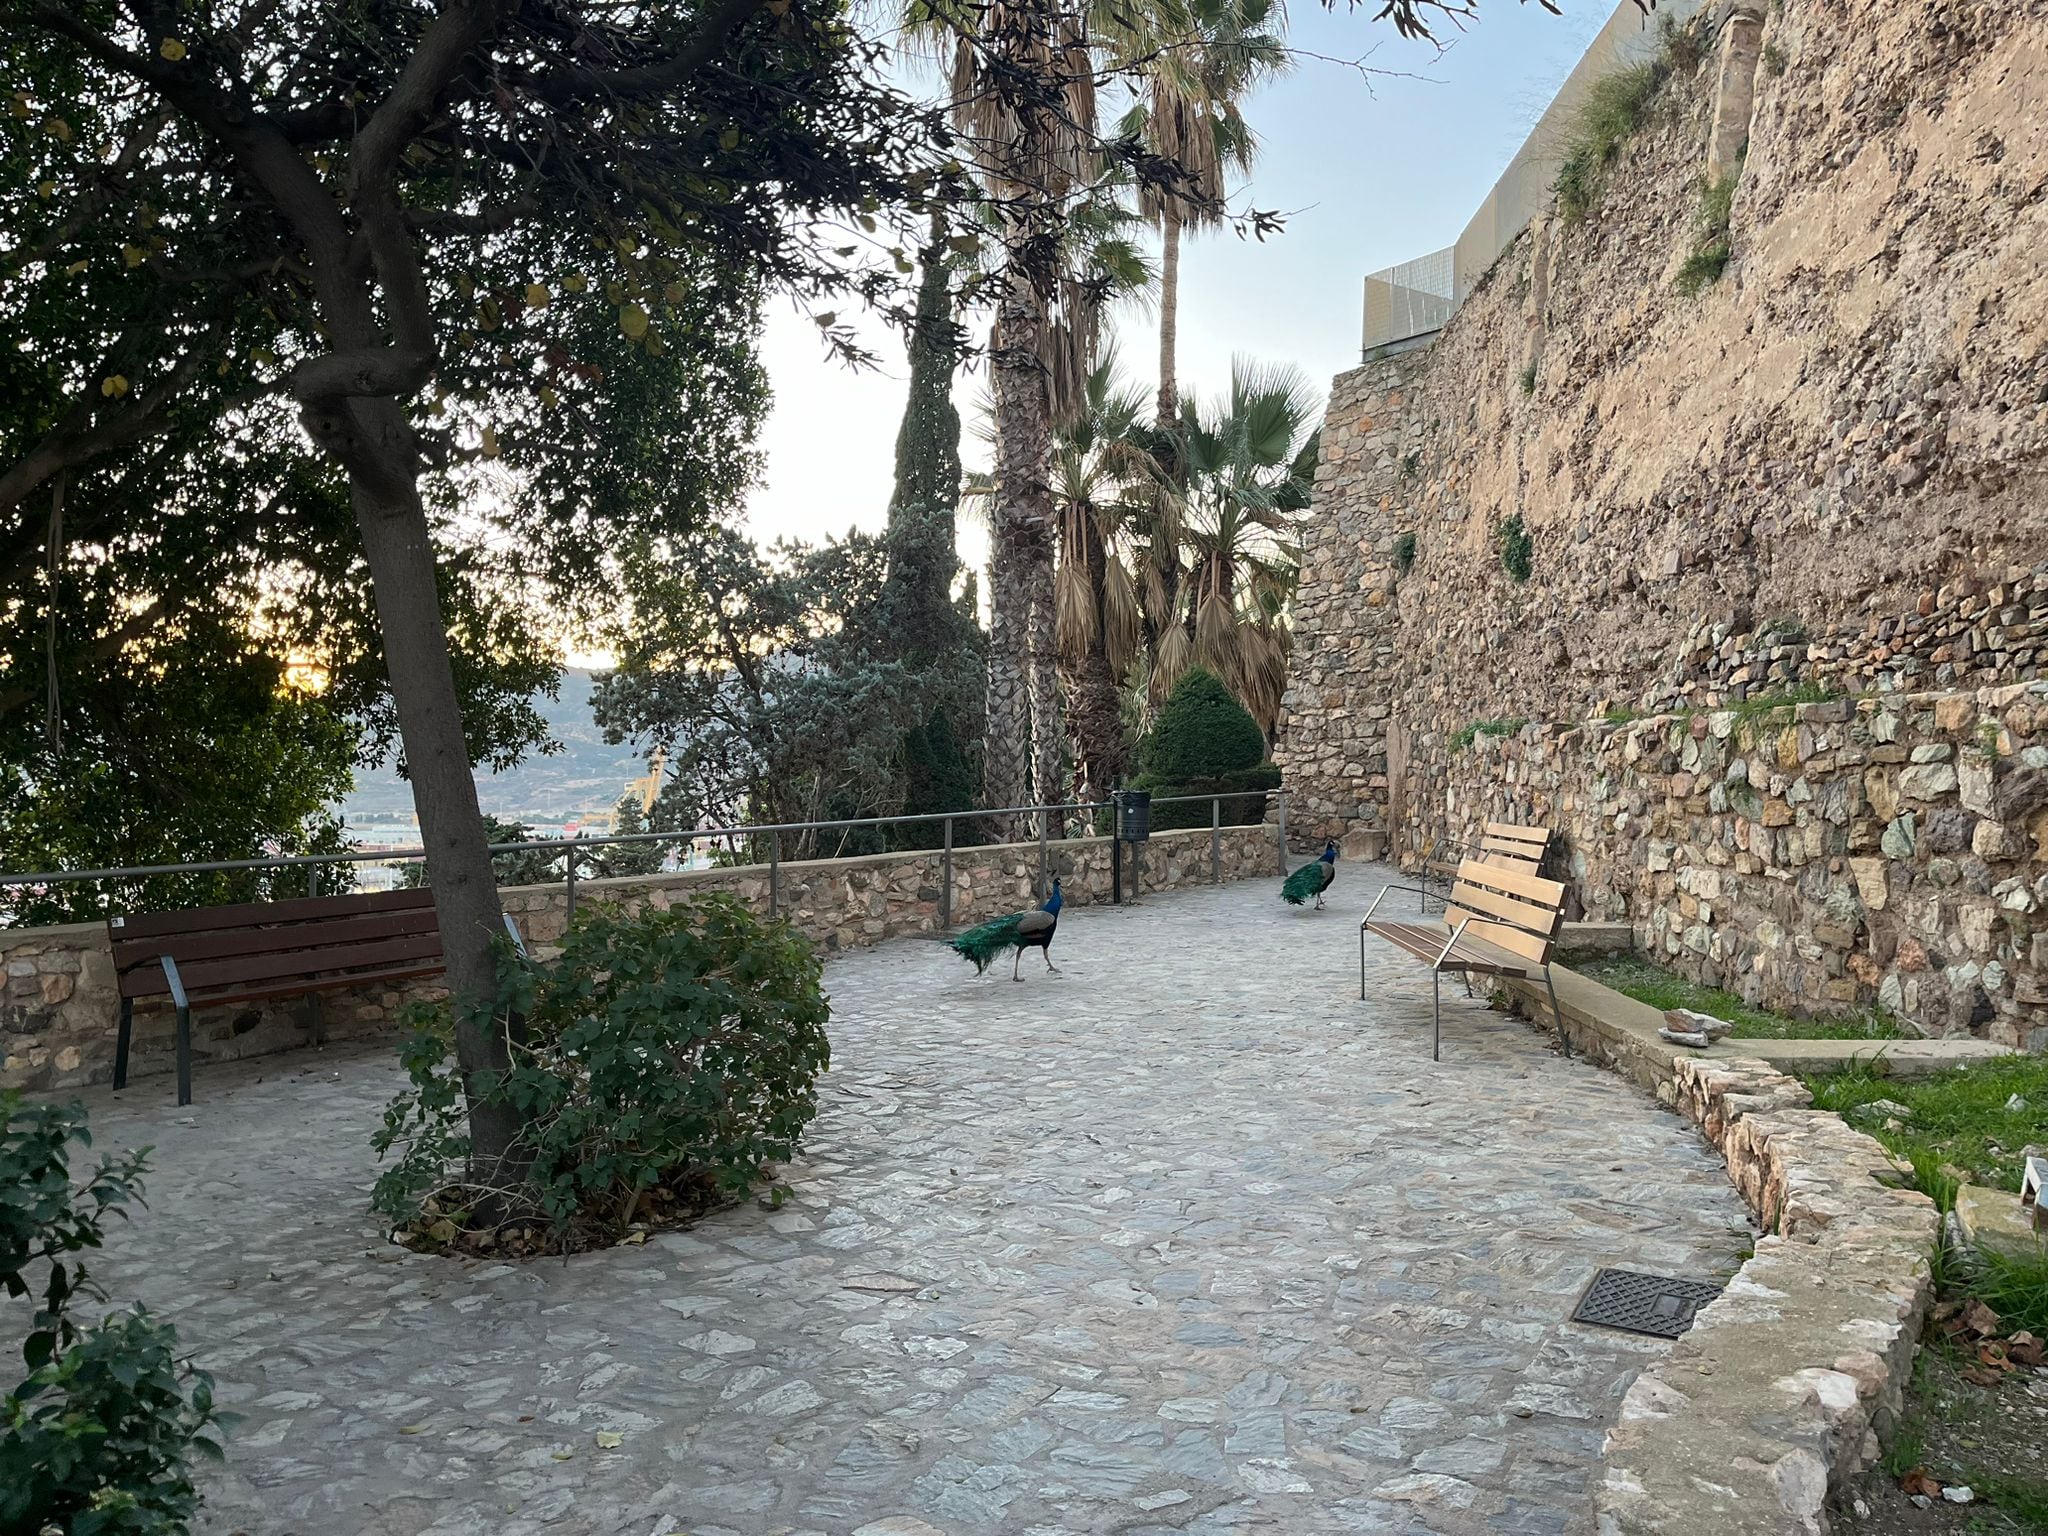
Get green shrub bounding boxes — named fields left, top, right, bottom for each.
left=372, top=895, right=831, bottom=1251
left=1392, top=532, right=1417, bottom=574
left=1518, top=362, right=1537, bottom=395
left=1498, top=514, right=1533, bottom=581
left=1136, top=669, right=1265, bottom=781
left=1132, top=670, right=1277, bottom=830
left=2, top=1096, right=225, bottom=1535
left=1449, top=718, right=1528, bottom=754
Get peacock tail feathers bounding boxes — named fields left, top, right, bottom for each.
left=950, top=913, right=1027, bottom=973
left=1281, top=858, right=1333, bottom=906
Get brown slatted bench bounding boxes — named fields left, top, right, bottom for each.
left=1421, top=820, right=1552, bottom=912
left=108, top=888, right=522, bottom=1107
left=1360, top=855, right=1570, bottom=1061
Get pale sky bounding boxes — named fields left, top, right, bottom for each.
left=743, top=0, right=1634, bottom=563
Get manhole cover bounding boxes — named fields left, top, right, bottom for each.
left=1571, top=1268, right=1724, bottom=1338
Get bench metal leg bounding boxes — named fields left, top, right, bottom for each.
left=1545, top=965, right=1571, bottom=1060
left=1359, top=925, right=1367, bottom=1001
left=175, top=1003, right=192, bottom=1107
left=1432, top=969, right=1442, bottom=1062
left=114, top=997, right=133, bottom=1090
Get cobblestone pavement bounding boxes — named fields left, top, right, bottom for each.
left=77, top=869, right=1752, bottom=1536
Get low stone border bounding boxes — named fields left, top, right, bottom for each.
left=1492, top=970, right=1948, bottom=1533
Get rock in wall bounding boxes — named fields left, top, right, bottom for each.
left=1279, top=0, right=2048, bottom=1040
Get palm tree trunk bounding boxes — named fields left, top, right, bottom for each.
left=1061, top=520, right=1129, bottom=803
left=1026, top=534, right=1063, bottom=811
left=987, top=271, right=1058, bottom=829
left=1157, top=206, right=1181, bottom=427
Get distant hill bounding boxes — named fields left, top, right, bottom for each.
left=338, top=669, right=656, bottom=833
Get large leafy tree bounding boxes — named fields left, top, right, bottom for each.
left=0, top=0, right=952, bottom=1185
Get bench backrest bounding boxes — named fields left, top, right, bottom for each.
left=1477, top=821, right=1550, bottom=872
left=109, top=887, right=443, bottom=1001
left=1444, top=856, right=1567, bottom=965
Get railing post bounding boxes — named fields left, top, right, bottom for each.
left=769, top=839, right=781, bottom=916
left=1110, top=793, right=1123, bottom=905
left=1037, top=810, right=1049, bottom=899
left=1211, top=797, right=1222, bottom=885
left=1275, top=792, right=1289, bottom=876
left=940, top=815, right=954, bottom=928
left=565, top=843, right=578, bottom=919
left=307, top=862, right=321, bottom=901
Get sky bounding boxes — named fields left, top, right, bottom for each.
left=741, top=0, right=1637, bottom=563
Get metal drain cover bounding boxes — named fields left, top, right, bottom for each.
left=1571, top=1268, right=1724, bottom=1338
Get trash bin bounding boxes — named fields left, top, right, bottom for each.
left=1116, top=790, right=1152, bottom=843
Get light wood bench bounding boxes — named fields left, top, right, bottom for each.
left=1421, top=821, right=1551, bottom=911
left=1361, top=855, right=1570, bottom=1061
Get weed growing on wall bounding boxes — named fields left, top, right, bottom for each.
left=1675, top=175, right=1739, bottom=296
left=1393, top=532, right=1417, bottom=574
left=1554, top=62, right=1665, bottom=222
left=1449, top=718, right=1528, bottom=754
left=1497, top=514, right=1534, bottom=581
left=1518, top=362, right=1537, bottom=394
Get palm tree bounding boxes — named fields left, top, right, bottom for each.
left=1049, top=353, right=1160, bottom=799
left=904, top=0, right=1101, bottom=816
left=1104, top=0, right=1289, bottom=426
left=1161, top=357, right=1320, bottom=735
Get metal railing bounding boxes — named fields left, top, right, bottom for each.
left=0, top=790, right=1292, bottom=931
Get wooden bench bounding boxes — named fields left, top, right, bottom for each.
left=1421, top=821, right=1552, bottom=912
left=109, top=888, right=522, bottom=1107
left=1360, top=855, right=1570, bottom=1061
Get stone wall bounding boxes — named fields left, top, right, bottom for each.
left=1, top=825, right=1282, bottom=1096
left=1413, top=684, right=2048, bottom=1049
left=1278, top=0, right=2048, bottom=1042
left=1597, top=1055, right=1939, bottom=1536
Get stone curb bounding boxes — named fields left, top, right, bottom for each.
left=1496, top=976, right=1942, bottom=1534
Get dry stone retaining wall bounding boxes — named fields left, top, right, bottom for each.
left=1598, top=1056, right=1939, bottom=1536
left=1279, top=0, right=2048, bottom=1045
left=2, top=825, right=1280, bottom=1095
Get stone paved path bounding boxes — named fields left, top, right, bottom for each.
left=77, top=869, right=1751, bottom=1536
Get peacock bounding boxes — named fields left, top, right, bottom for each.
left=1281, top=841, right=1338, bottom=908
left=950, top=879, right=1062, bottom=979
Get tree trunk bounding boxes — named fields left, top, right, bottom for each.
left=1061, top=520, right=1129, bottom=804
left=987, top=270, right=1059, bottom=830
left=1025, top=529, right=1062, bottom=811
left=336, top=397, right=525, bottom=1184
left=1157, top=207, right=1181, bottom=428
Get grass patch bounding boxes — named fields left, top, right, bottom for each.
left=1674, top=173, right=1738, bottom=297
left=1576, top=953, right=1905, bottom=1042
left=1803, top=1056, right=2048, bottom=1194
left=1497, top=513, right=1533, bottom=581
left=1518, top=361, right=1537, bottom=394
left=1726, top=680, right=1844, bottom=729
left=1554, top=61, right=1666, bottom=223
left=1449, top=717, right=1528, bottom=755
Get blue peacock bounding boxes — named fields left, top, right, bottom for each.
left=1281, top=841, right=1338, bottom=908
left=950, top=879, right=1062, bottom=979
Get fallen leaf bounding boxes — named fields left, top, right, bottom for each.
left=1959, top=1365, right=2004, bottom=1388
left=1961, top=1299, right=2002, bottom=1337
left=398, top=1425, right=426, bottom=1435
left=551, top=1450, right=574, bottom=1462
left=595, top=1431, right=623, bottom=1448
left=1900, top=1468, right=1943, bottom=1498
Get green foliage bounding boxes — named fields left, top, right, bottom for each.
left=1131, top=669, right=1277, bottom=829
left=1762, top=41, right=1788, bottom=77
left=0, top=641, right=356, bottom=925
left=597, top=524, right=981, bottom=856
left=1449, top=717, right=1528, bottom=754
left=591, top=797, right=667, bottom=878
left=1497, top=514, right=1533, bottom=581
left=1675, top=175, right=1738, bottom=296
left=1553, top=60, right=1667, bottom=223
left=1576, top=954, right=1905, bottom=1042
left=1728, top=681, right=1843, bottom=729
left=371, top=897, right=830, bottom=1243
left=1518, top=362, right=1537, bottom=395
left=1802, top=1057, right=2048, bottom=1193
left=400, top=814, right=565, bottom=891
left=1137, top=669, right=1266, bottom=780
left=1392, top=532, right=1417, bottom=574
left=2, top=1095, right=224, bottom=1535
